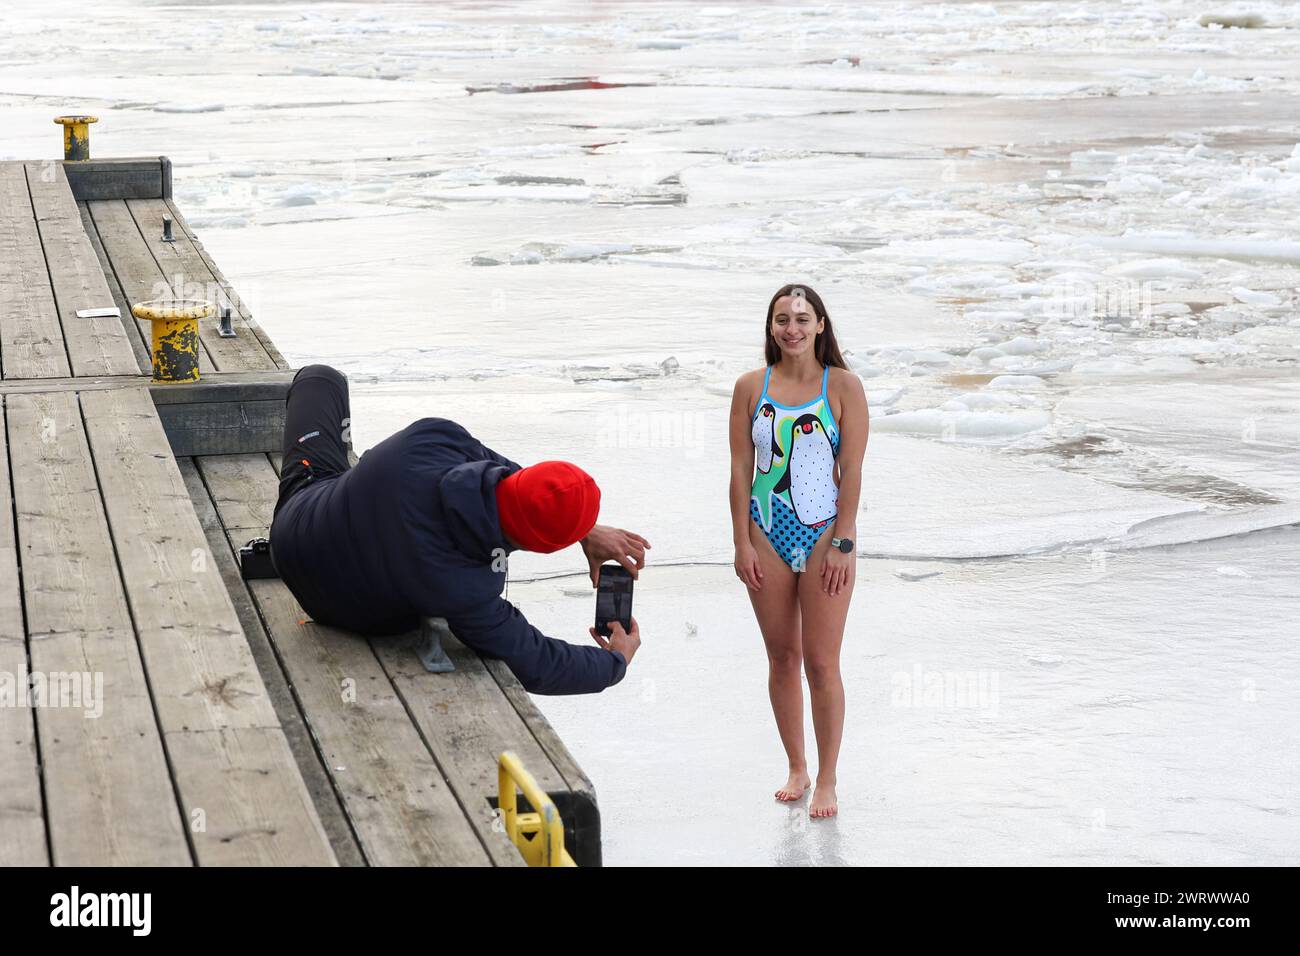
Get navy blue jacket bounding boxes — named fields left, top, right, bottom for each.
left=269, top=418, right=627, bottom=695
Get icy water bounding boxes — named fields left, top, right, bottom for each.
left=4, top=0, right=1298, bottom=865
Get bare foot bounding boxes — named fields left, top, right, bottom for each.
left=810, top=781, right=838, bottom=818
left=775, top=770, right=812, bottom=802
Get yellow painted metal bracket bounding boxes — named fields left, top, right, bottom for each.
left=497, top=751, right=576, bottom=867
left=54, top=115, right=98, bottom=161
left=133, top=298, right=212, bottom=383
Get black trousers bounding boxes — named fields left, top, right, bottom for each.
left=274, top=364, right=354, bottom=520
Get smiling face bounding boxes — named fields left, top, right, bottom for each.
left=770, top=293, right=824, bottom=360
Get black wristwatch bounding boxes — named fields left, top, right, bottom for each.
left=831, top=536, right=854, bottom=554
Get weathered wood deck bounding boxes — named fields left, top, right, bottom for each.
left=1, top=154, right=600, bottom=866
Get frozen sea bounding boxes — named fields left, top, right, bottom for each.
left=5, top=0, right=1298, bottom=865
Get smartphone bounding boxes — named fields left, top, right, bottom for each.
left=595, top=564, right=634, bottom=639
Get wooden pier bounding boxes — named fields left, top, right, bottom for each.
left=0, top=151, right=600, bottom=866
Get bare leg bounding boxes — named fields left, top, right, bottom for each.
left=745, top=522, right=809, bottom=801
left=797, top=528, right=854, bottom=818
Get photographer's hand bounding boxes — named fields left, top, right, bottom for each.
left=590, top=616, right=640, bottom=666
left=581, top=524, right=651, bottom=587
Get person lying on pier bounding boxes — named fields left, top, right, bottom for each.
left=268, top=364, right=646, bottom=695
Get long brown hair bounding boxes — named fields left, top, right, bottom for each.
left=763, top=283, right=847, bottom=369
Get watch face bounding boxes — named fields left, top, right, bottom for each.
left=838, top=538, right=854, bottom=553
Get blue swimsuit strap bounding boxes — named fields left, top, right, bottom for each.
left=822, top=365, right=843, bottom=445
left=758, top=364, right=832, bottom=414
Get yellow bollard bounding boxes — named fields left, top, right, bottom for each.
left=497, top=751, right=576, bottom=867
left=132, top=299, right=211, bottom=383
left=53, top=115, right=98, bottom=161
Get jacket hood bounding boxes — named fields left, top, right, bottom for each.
left=437, top=459, right=518, bottom=562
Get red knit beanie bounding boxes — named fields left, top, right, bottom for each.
left=495, top=461, right=600, bottom=553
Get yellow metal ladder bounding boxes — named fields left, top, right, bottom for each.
left=497, top=752, right=576, bottom=867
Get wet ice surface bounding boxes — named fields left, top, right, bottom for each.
left=5, top=0, right=1298, bottom=864
left=518, top=532, right=1300, bottom=866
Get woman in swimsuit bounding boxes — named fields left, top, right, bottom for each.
left=728, top=284, right=869, bottom=820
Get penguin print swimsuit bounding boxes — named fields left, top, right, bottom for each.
left=750, top=365, right=841, bottom=571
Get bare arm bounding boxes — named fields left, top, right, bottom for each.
left=728, top=371, right=763, bottom=590
left=821, top=370, right=869, bottom=595
left=831, top=369, right=869, bottom=541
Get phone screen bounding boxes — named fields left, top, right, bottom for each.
left=595, top=564, right=634, bottom=638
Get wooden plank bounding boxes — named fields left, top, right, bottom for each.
left=83, top=387, right=278, bottom=730
left=372, top=630, right=551, bottom=866
left=24, top=159, right=77, bottom=220
left=484, top=657, right=597, bottom=796
left=78, top=201, right=151, bottom=373
left=0, top=396, right=48, bottom=865
left=62, top=157, right=165, bottom=201
left=0, top=368, right=292, bottom=397
left=6, top=390, right=190, bottom=865
left=0, top=162, right=37, bottom=220
left=148, top=371, right=293, bottom=404
left=193, top=454, right=279, bottom=535
left=154, top=398, right=285, bottom=456
left=81, top=387, right=334, bottom=865
left=0, top=162, right=71, bottom=379
left=127, top=199, right=277, bottom=373
left=24, top=164, right=140, bottom=376
left=197, top=452, right=491, bottom=866
left=165, top=199, right=290, bottom=371
left=150, top=365, right=291, bottom=457
left=179, top=456, right=365, bottom=866
left=239, top=572, right=494, bottom=866
left=482, top=658, right=602, bottom=865
left=8, top=393, right=136, bottom=637
left=85, top=200, right=216, bottom=374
